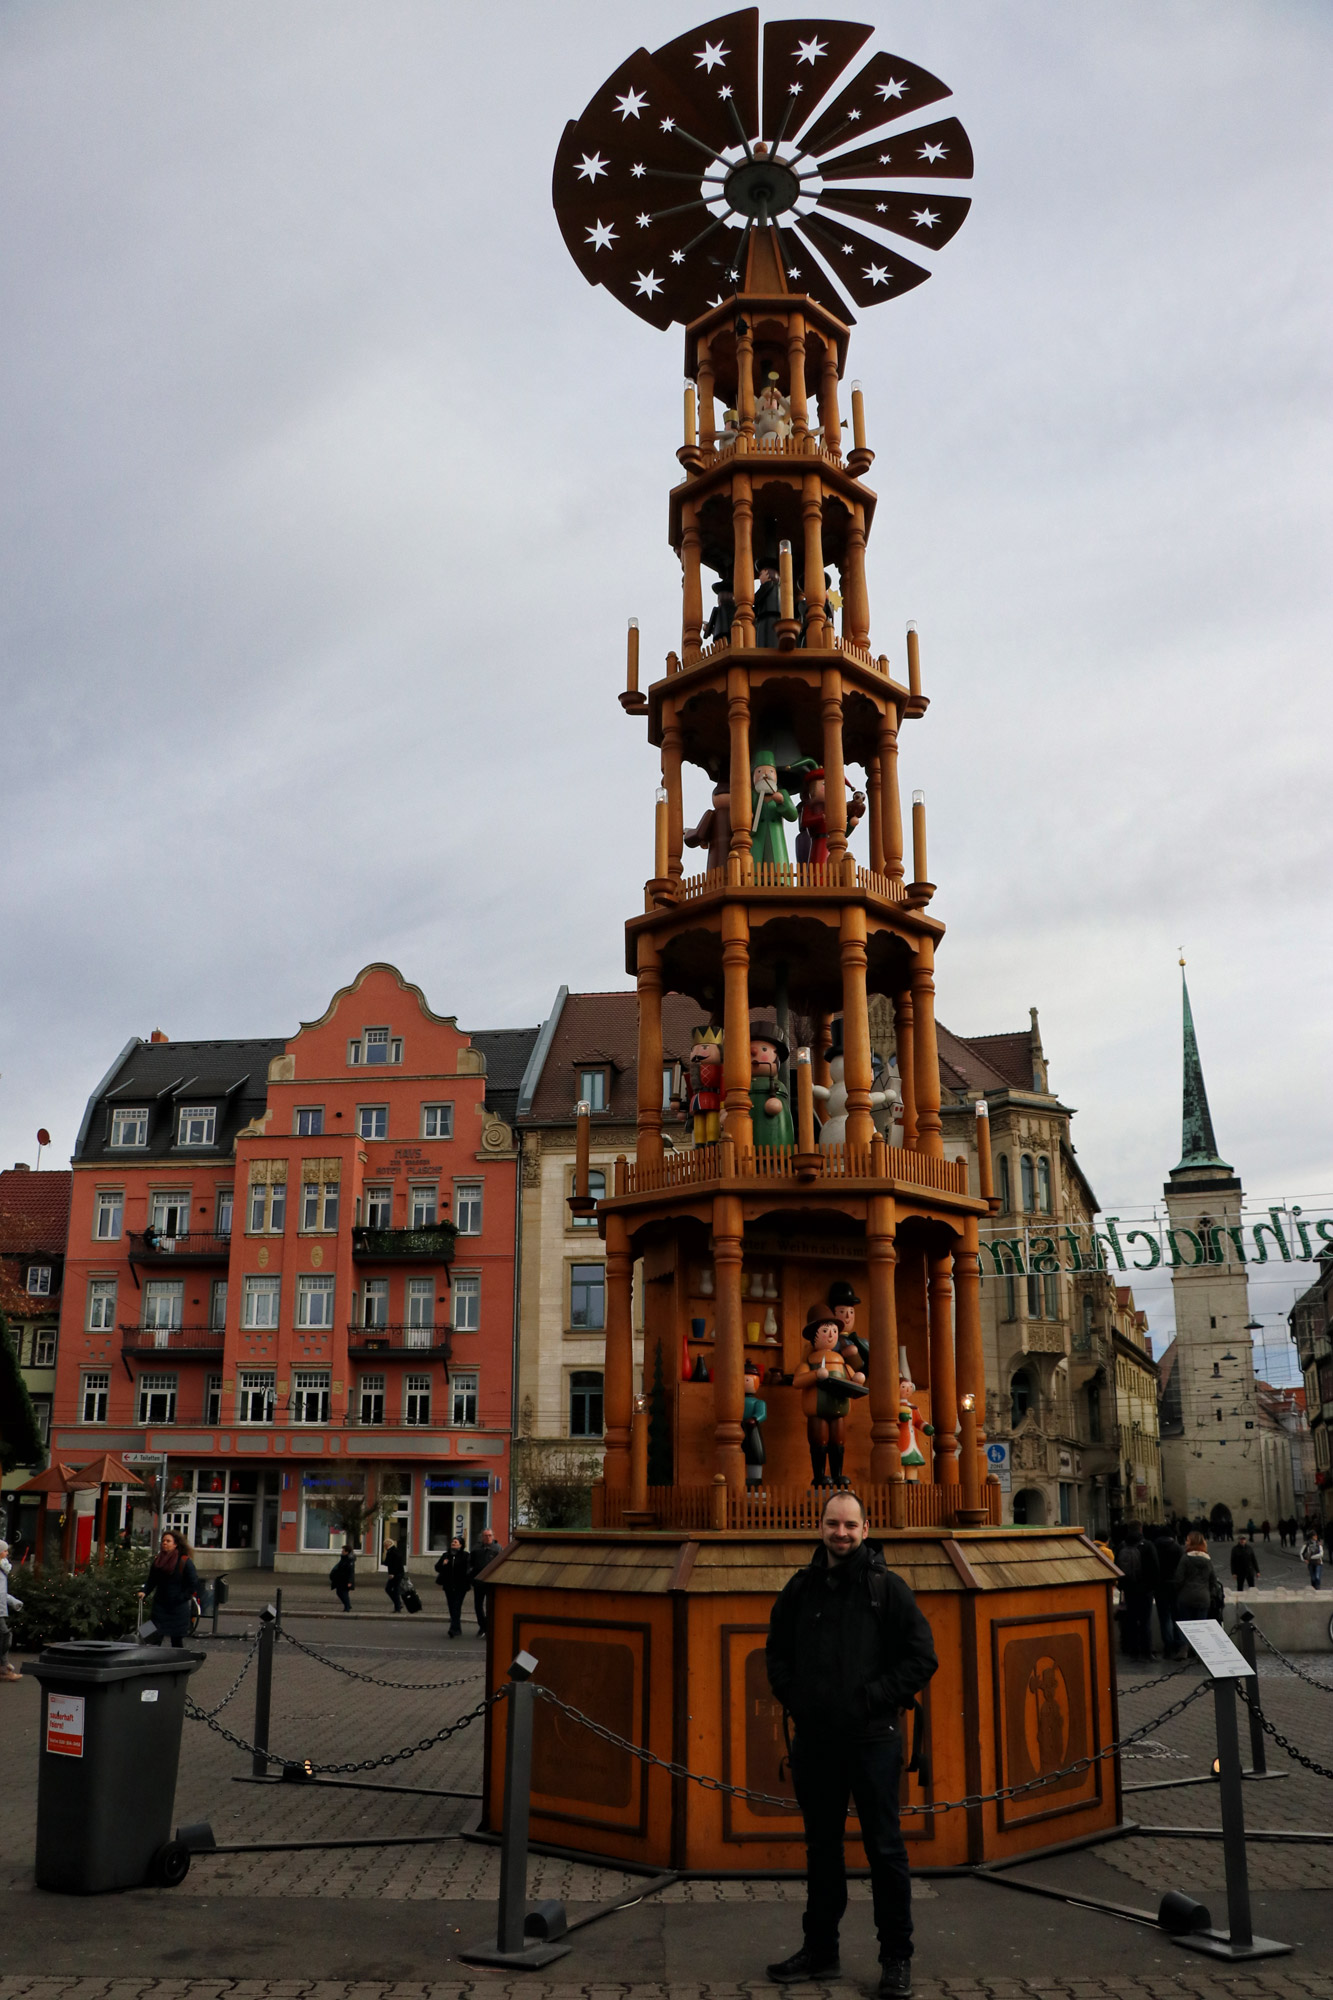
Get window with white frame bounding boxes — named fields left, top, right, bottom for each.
left=569, top=1262, right=605, bottom=1331
left=454, top=1181, right=483, bottom=1234
left=242, top=1275, right=280, bottom=1328
left=292, top=1370, right=331, bottom=1423
left=295, top=1107, right=324, bottom=1137
left=404, top=1374, right=432, bottom=1425
left=216, top=1188, right=234, bottom=1236
left=95, top=1190, right=124, bottom=1240
left=364, top=1026, right=391, bottom=1064
left=81, top=1371, right=110, bottom=1423
left=110, top=1106, right=149, bottom=1148
left=248, top=1179, right=286, bottom=1233
left=177, top=1105, right=216, bottom=1147
left=406, top=1277, right=434, bottom=1334
left=364, top=1185, right=392, bottom=1228
left=357, top=1105, right=388, bottom=1140
left=150, top=1191, right=190, bottom=1236
left=302, top=1180, right=340, bottom=1232
left=87, top=1280, right=117, bottom=1331
left=210, top=1279, right=228, bottom=1329
left=31, top=1399, right=50, bottom=1444
left=421, top=1103, right=454, bottom=1140
left=451, top=1274, right=480, bottom=1332
left=237, top=1370, right=275, bottom=1423
left=450, top=1371, right=478, bottom=1427
left=359, top=1374, right=385, bottom=1424
left=301, top=1470, right=361, bottom=1550
left=571, top=1168, right=606, bottom=1227
left=204, top=1375, right=222, bottom=1424
left=361, top=1279, right=389, bottom=1327
left=32, top=1328, right=56, bottom=1367
left=297, top=1275, right=335, bottom=1328
left=142, top=1280, right=184, bottom=1332
left=410, top=1184, right=438, bottom=1228
left=349, top=1026, right=404, bottom=1068
left=137, top=1373, right=177, bottom=1424
left=26, top=1265, right=51, bottom=1295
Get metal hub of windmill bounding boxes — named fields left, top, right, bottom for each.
left=554, top=7, right=973, bottom=327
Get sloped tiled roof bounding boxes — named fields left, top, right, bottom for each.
left=956, top=1031, right=1036, bottom=1091
left=0, top=1170, right=72, bottom=1253
left=469, top=1026, right=541, bottom=1127
left=935, top=1024, right=1013, bottom=1096
left=524, top=991, right=708, bottom=1125
left=76, top=1039, right=283, bottom=1164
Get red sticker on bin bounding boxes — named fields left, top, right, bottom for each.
left=46, top=1693, right=85, bottom=1757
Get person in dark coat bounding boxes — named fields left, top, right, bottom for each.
left=1152, top=1527, right=1185, bottom=1659
left=471, top=1527, right=504, bottom=1635
left=329, top=1547, right=355, bottom=1613
left=1173, top=1530, right=1220, bottom=1621
left=1229, top=1536, right=1260, bottom=1592
left=705, top=580, right=735, bottom=642
left=753, top=564, right=781, bottom=648
left=765, top=1490, right=937, bottom=1998
left=435, top=1536, right=472, bottom=1636
left=383, top=1536, right=406, bottom=1612
left=144, top=1531, right=200, bottom=1648
left=1116, top=1522, right=1159, bottom=1660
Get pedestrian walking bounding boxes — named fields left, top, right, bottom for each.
left=1152, top=1526, right=1185, bottom=1659
left=1229, top=1535, right=1259, bottom=1593
left=329, top=1546, right=355, bottom=1613
left=0, top=1542, right=23, bottom=1681
left=383, top=1536, right=406, bottom=1612
left=1301, top=1529, right=1324, bottom=1590
left=764, top=1489, right=938, bottom=1998
left=142, top=1531, right=199, bottom=1648
left=1260, top=1519, right=1271, bottom=1543
left=435, top=1536, right=472, bottom=1636
left=1174, top=1530, right=1222, bottom=1624
left=470, top=1527, right=504, bottom=1636
left=1117, top=1522, right=1159, bottom=1659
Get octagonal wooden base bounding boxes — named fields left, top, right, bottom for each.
left=480, top=1527, right=1123, bottom=1873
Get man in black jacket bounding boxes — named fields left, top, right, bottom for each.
left=765, top=1490, right=937, bottom=1999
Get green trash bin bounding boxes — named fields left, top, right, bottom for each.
left=23, top=1639, right=204, bottom=1891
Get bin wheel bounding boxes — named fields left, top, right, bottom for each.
left=149, top=1840, right=192, bottom=1888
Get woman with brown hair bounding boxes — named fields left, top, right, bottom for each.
left=143, top=1530, right=200, bottom=1648
left=1173, top=1529, right=1221, bottom=1630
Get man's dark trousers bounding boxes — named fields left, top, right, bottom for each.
left=791, top=1730, right=912, bottom=1963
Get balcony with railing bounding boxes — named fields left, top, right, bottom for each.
left=351, top=1225, right=457, bottom=1263
left=119, top=1324, right=225, bottom=1357
left=128, top=1231, right=231, bottom=1266
left=345, top=1323, right=453, bottom=1359
left=617, top=1139, right=970, bottom=1200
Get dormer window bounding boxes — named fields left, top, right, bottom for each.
left=177, top=1105, right=216, bottom=1147
left=579, top=1067, right=609, bottom=1112
left=348, top=1028, right=403, bottom=1067
left=110, top=1107, right=149, bottom=1148
left=26, top=1265, right=52, bottom=1296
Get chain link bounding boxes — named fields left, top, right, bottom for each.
left=184, top=1685, right=503, bottom=1774
left=1117, top=1660, right=1194, bottom=1699
left=189, top=1636, right=261, bottom=1720
left=531, top=1677, right=1211, bottom=1818
left=276, top=1625, right=486, bottom=1694
left=1238, top=1683, right=1333, bottom=1781
left=1247, top=1621, right=1333, bottom=1695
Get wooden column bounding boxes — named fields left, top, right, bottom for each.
left=636, top=932, right=664, bottom=1168
left=928, top=1251, right=959, bottom=1484
left=786, top=311, right=809, bottom=443
left=681, top=501, right=703, bottom=659
left=843, top=501, right=870, bottom=647
left=726, top=665, right=752, bottom=875
left=603, top=1212, right=634, bottom=1490
left=814, top=1013, right=834, bottom=1093
left=817, top=334, right=841, bottom=456
left=661, top=698, right=684, bottom=882
left=894, top=985, right=916, bottom=1147
left=697, top=335, right=716, bottom=448
left=712, top=1193, right=746, bottom=1489
left=821, top=665, right=848, bottom=866
left=867, top=754, right=884, bottom=875
left=721, top=902, right=753, bottom=1151
left=736, top=314, right=756, bottom=444
left=955, top=1215, right=989, bottom=1520
left=911, top=939, right=943, bottom=1156
left=879, top=703, right=903, bottom=881
left=801, top=473, right=825, bottom=647
left=839, top=905, right=875, bottom=1149
left=868, top=1195, right=901, bottom=1482
left=731, top=470, right=755, bottom=649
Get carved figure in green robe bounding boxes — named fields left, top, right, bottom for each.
left=749, top=1027, right=795, bottom=1148
left=750, top=749, right=797, bottom=869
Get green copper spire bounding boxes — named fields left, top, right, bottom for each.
left=1174, top=968, right=1232, bottom=1173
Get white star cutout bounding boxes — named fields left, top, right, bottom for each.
left=636, top=212, right=651, bottom=228
left=911, top=208, right=940, bottom=229
left=794, top=36, right=827, bottom=64
left=660, top=117, right=676, bottom=132
left=864, top=263, right=890, bottom=286
left=918, top=141, right=947, bottom=162
left=788, top=82, right=803, bottom=96
left=631, top=162, right=646, bottom=177
left=585, top=220, right=617, bottom=251
left=787, top=266, right=801, bottom=278
left=575, top=152, right=609, bottom=183
left=879, top=152, right=893, bottom=163
left=718, top=84, right=733, bottom=99
left=614, top=88, right=647, bottom=120
left=695, top=40, right=728, bottom=71
left=708, top=294, right=725, bottom=307
left=876, top=78, right=907, bottom=101
left=670, top=249, right=685, bottom=264
left=841, top=243, right=853, bottom=254
left=847, top=109, right=861, bottom=122
left=876, top=202, right=887, bottom=212
left=633, top=269, right=663, bottom=297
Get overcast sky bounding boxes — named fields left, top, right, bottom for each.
left=2, top=2, right=1329, bottom=1352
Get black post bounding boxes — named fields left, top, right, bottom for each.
left=497, top=1677, right=534, bottom=1954
left=251, top=1611, right=276, bottom=1779
left=1235, top=1615, right=1267, bottom=1774
left=1212, top=1678, right=1254, bottom=1951
left=211, top=1586, right=220, bottom=1640
left=274, top=1586, right=283, bottom=1636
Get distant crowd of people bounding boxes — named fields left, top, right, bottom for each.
left=1106, top=1513, right=1326, bottom=1660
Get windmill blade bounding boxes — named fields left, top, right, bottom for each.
left=799, top=51, right=953, bottom=158
left=817, top=117, right=974, bottom=182
left=817, top=187, right=972, bottom=251
left=796, top=211, right=930, bottom=308
left=648, top=9, right=761, bottom=155
left=771, top=224, right=859, bottom=323
left=761, top=19, right=872, bottom=148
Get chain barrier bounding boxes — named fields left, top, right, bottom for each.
left=276, top=1625, right=486, bottom=1694
left=189, top=1635, right=261, bottom=1720
left=1117, top=1660, right=1194, bottom=1699
left=1239, top=1683, right=1333, bottom=1782
left=184, top=1685, right=504, bottom=1775
left=1248, top=1621, right=1333, bottom=1695
left=531, top=1677, right=1211, bottom=1818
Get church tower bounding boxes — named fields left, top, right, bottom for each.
left=1158, top=969, right=1263, bottom=1527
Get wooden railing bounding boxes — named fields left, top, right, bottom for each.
left=674, top=861, right=906, bottom=902
left=704, top=433, right=843, bottom=468
left=621, top=1144, right=968, bottom=1197
left=596, top=1480, right=1002, bottom=1533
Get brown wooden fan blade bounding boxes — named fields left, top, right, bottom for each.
left=648, top=8, right=761, bottom=156
left=799, top=51, right=952, bottom=159
left=761, top=19, right=872, bottom=148
left=797, top=211, right=930, bottom=307
left=817, top=117, right=974, bottom=182
left=817, top=187, right=972, bottom=250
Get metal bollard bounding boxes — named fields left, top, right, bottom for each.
left=274, top=1586, right=283, bottom=1636
left=1234, top=1613, right=1267, bottom=1775
left=251, top=1606, right=277, bottom=1779
left=460, top=1652, right=569, bottom=1968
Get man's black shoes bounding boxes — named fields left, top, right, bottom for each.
left=765, top=1946, right=841, bottom=1981
left=878, top=1960, right=913, bottom=1997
